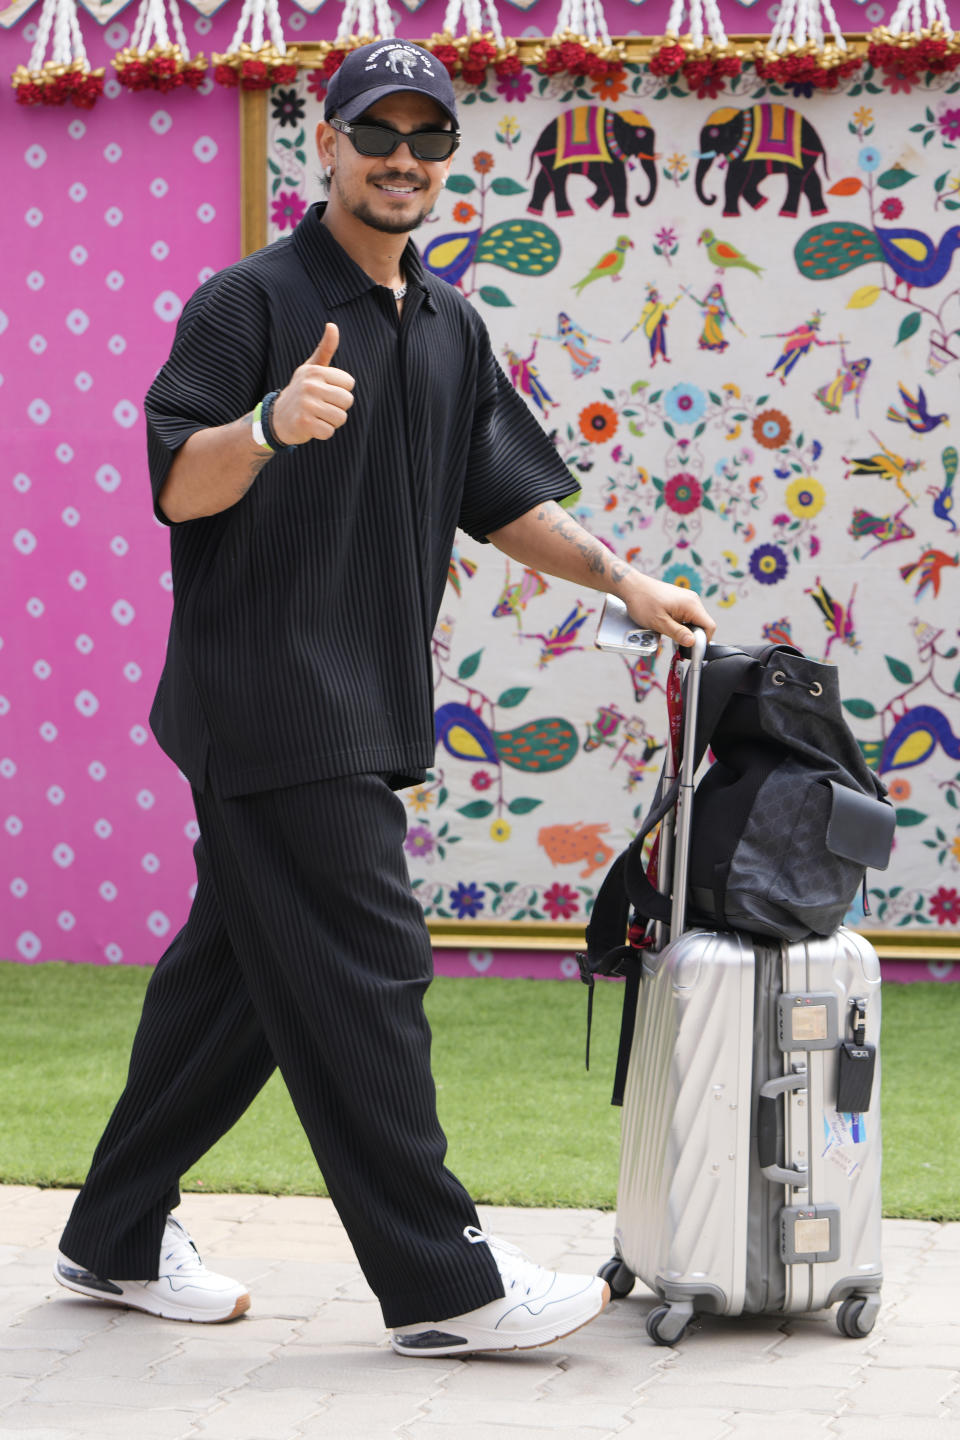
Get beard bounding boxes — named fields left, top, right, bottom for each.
left=351, top=200, right=433, bottom=235
left=338, top=170, right=437, bottom=234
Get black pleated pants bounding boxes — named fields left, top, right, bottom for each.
left=59, top=773, right=504, bottom=1328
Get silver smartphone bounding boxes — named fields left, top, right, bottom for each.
left=595, top=594, right=660, bottom=655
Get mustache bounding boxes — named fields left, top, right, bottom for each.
left=370, top=171, right=427, bottom=189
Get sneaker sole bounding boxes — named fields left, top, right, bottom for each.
left=53, top=1262, right=250, bottom=1324
left=391, top=1281, right=610, bottom=1357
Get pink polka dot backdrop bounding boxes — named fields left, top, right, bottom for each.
left=3, top=10, right=243, bottom=966
left=2, top=0, right=898, bottom=967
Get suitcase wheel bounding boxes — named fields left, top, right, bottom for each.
left=836, top=1294, right=879, bottom=1339
left=597, top=1258, right=636, bottom=1301
left=645, top=1302, right=693, bottom=1346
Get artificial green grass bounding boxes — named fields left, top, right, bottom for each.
left=0, top=962, right=957, bottom=1218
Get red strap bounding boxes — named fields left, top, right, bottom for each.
left=666, top=650, right=684, bottom=768
left=644, top=652, right=684, bottom=897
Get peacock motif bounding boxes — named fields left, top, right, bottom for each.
left=794, top=220, right=960, bottom=293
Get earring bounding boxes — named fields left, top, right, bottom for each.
left=324, top=165, right=333, bottom=179
left=440, top=176, right=447, bottom=187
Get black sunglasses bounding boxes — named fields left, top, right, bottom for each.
left=330, top=116, right=460, bottom=162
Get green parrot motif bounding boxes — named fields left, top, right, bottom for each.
left=571, top=235, right=634, bottom=295
left=698, top=227, right=764, bottom=276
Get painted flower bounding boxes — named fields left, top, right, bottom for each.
left=579, top=402, right=619, bottom=443
left=951, top=834, right=960, bottom=863
left=929, top=885, right=960, bottom=924
left=940, top=107, right=960, bottom=140
left=663, top=383, right=706, bottom=426
left=879, top=196, right=904, bottom=220
left=497, top=69, right=533, bottom=101
left=270, top=191, right=307, bottom=231
left=752, top=408, right=792, bottom=449
left=449, top=881, right=485, bottom=919
left=404, top=825, right=436, bottom=860
left=490, top=818, right=511, bottom=843
left=785, top=476, right=825, bottom=519
left=887, top=777, right=911, bottom=802
left=452, top=201, right=478, bottom=224
left=749, top=543, right=789, bottom=585
left=473, top=151, right=495, bottom=174
left=305, top=70, right=329, bottom=101
left=471, top=770, right=494, bottom=791
left=852, top=106, right=874, bottom=130
left=662, top=561, right=702, bottom=592
left=271, top=88, right=305, bottom=127
left=542, top=882, right=580, bottom=920
left=858, top=146, right=881, bottom=172
left=590, top=69, right=628, bottom=102
left=664, top=472, right=703, bottom=514
left=666, top=151, right=688, bottom=178
left=498, top=115, right=520, bottom=143
left=407, top=785, right=434, bottom=813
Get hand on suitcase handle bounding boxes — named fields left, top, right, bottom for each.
left=676, top=627, right=709, bottom=662
left=616, top=575, right=716, bottom=650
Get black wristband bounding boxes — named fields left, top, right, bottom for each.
left=261, top=390, right=298, bottom=453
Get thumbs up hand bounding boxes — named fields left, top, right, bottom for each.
left=270, top=322, right=356, bottom=446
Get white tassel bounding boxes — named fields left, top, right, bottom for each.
left=14, top=0, right=103, bottom=106
left=442, top=0, right=505, bottom=47
left=661, top=0, right=727, bottom=46
left=886, top=0, right=953, bottom=38
left=335, top=0, right=395, bottom=43
left=28, top=0, right=90, bottom=71
left=555, top=0, right=612, bottom=47
left=226, top=0, right=293, bottom=57
left=768, top=0, right=848, bottom=54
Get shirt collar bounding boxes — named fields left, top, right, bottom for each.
left=292, top=203, right=438, bottom=314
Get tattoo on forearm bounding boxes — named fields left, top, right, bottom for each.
left=542, top=502, right=609, bottom=576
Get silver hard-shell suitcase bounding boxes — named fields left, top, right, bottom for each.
left=601, top=630, right=883, bottom=1344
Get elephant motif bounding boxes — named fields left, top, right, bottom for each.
left=527, top=106, right=657, bottom=219
left=695, top=104, right=830, bottom=219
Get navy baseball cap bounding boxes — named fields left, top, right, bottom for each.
left=324, top=41, right=459, bottom=127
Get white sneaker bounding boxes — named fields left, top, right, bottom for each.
left=391, top=1227, right=609, bottom=1356
left=54, top=1214, right=250, bottom=1323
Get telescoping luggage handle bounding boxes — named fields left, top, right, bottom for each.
left=581, top=627, right=709, bottom=1096
left=668, top=626, right=710, bottom=943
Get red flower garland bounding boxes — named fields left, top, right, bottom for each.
left=648, top=40, right=743, bottom=94
left=12, top=60, right=105, bottom=107
left=867, top=27, right=960, bottom=79
left=114, top=46, right=207, bottom=93
left=212, top=45, right=299, bottom=89
left=753, top=46, right=863, bottom=88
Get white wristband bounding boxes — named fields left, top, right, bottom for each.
left=251, top=402, right=273, bottom=452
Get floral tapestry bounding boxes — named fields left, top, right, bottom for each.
left=263, top=57, right=960, bottom=939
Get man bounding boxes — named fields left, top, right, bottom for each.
left=53, top=41, right=715, bottom=1356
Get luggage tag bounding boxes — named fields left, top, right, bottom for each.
left=835, top=998, right=876, bottom=1114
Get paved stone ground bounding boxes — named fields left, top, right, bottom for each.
left=1, top=1186, right=958, bottom=1440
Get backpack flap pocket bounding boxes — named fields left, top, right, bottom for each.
left=825, top=780, right=896, bottom=871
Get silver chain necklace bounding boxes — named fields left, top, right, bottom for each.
left=392, top=283, right=407, bottom=300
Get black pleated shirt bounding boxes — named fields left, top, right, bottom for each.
left=145, top=203, right=577, bottom=797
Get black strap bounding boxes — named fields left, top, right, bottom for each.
left=611, top=954, right=642, bottom=1106
left=584, top=852, right=631, bottom=967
